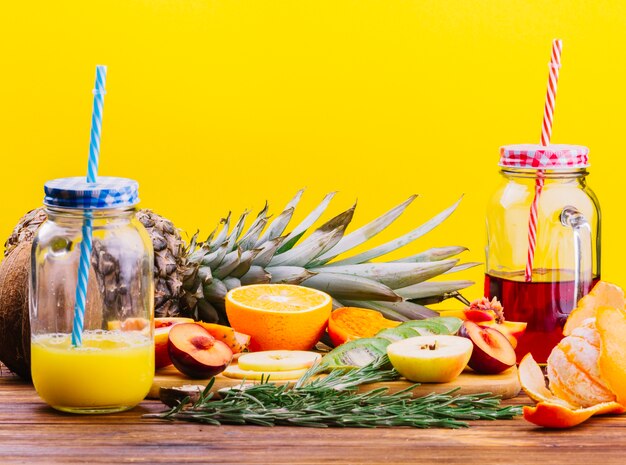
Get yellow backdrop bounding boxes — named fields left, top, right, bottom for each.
left=1, top=1, right=624, bottom=305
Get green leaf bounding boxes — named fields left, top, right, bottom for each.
left=251, top=236, right=285, bottom=268
left=330, top=197, right=462, bottom=266
left=212, top=249, right=242, bottom=280
left=310, top=259, right=458, bottom=289
left=309, top=195, right=417, bottom=266
left=395, top=280, right=474, bottom=300
left=269, top=206, right=354, bottom=267
left=209, top=212, right=231, bottom=252
left=240, top=266, right=272, bottom=285
left=278, top=192, right=337, bottom=253
left=392, top=246, right=468, bottom=263
left=267, top=266, right=317, bottom=285
left=303, top=272, right=401, bottom=302
left=256, top=207, right=295, bottom=245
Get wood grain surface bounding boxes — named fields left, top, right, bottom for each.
left=2, top=364, right=626, bottom=465
left=151, top=365, right=521, bottom=400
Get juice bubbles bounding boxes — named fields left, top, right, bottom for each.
left=31, top=331, right=154, bottom=414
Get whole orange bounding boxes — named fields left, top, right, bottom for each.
left=225, top=284, right=332, bottom=351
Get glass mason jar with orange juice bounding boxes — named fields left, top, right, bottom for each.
left=485, top=145, right=600, bottom=364
left=30, top=177, right=154, bottom=414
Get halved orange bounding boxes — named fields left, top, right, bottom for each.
left=225, top=284, right=332, bottom=351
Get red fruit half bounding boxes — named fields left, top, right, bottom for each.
left=459, top=320, right=516, bottom=374
left=168, top=323, right=233, bottom=379
left=154, top=317, right=195, bottom=369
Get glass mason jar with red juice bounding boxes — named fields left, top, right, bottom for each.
left=485, top=145, right=600, bottom=364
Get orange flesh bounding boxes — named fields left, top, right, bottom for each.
left=328, top=307, right=399, bottom=345
left=228, top=284, right=329, bottom=311
left=563, top=281, right=625, bottom=336
left=597, top=306, right=626, bottom=406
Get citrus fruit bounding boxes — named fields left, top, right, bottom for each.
left=225, top=284, right=332, bottom=351
left=327, top=307, right=400, bottom=346
left=237, top=350, right=321, bottom=372
left=563, top=281, right=625, bottom=336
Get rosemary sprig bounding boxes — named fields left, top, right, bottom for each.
left=144, top=356, right=522, bottom=428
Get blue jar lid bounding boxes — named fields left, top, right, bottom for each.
left=44, top=177, right=140, bottom=209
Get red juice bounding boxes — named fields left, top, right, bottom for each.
left=484, top=272, right=600, bottom=364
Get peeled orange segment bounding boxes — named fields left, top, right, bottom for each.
left=563, top=281, right=625, bottom=336
left=222, top=364, right=308, bottom=381
left=523, top=401, right=625, bottom=429
left=518, top=354, right=575, bottom=407
left=597, top=306, right=626, bottom=406
left=227, top=284, right=331, bottom=312
left=238, top=350, right=321, bottom=372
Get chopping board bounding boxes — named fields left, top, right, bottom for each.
left=148, top=365, right=521, bottom=400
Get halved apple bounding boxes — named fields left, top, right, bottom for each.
left=237, top=350, right=321, bottom=372
left=168, top=323, right=233, bottom=379
left=386, top=335, right=473, bottom=383
left=459, top=321, right=516, bottom=374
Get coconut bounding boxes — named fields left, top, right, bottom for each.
left=0, top=241, right=32, bottom=379
left=0, top=240, right=104, bottom=380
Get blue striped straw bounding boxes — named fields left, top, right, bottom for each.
left=72, top=65, right=107, bottom=347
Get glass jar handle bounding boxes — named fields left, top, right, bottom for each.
left=560, top=206, right=593, bottom=305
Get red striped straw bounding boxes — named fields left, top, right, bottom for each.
left=525, top=39, right=563, bottom=282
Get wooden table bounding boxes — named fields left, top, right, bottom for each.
left=1, top=366, right=625, bottom=465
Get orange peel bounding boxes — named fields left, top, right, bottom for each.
left=563, top=281, right=625, bottom=336
left=520, top=282, right=626, bottom=428
left=523, top=401, right=625, bottom=429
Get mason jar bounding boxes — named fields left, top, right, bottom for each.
left=30, top=177, right=154, bottom=414
left=485, top=145, right=600, bottom=364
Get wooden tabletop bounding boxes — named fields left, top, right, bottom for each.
left=1, top=366, right=625, bottom=465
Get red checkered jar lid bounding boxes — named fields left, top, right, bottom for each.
left=499, top=144, right=589, bottom=169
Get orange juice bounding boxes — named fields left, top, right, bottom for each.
left=31, top=330, right=154, bottom=413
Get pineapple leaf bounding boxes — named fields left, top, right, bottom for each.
left=209, top=212, right=231, bottom=252
left=201, top=242, right=229, bottom=269
left=212, top=248, right=242, bottom=280
left=445, top=262, right=481, bottom=274
left=251, top=236, right=285, bottom=268
left=330, top=197, right=462, bottom=266
left=230, top=249, right=261, bottom=278
left=370, top=300, right=438, bottom=320
left=392, top=246, right=468, bottom=263
left=341, top=300, right=410, bottom=322
left=256, top=207, right=295, bottom=245
left=238, top=202, right=269, bottom=245
left=237, top=218, right=268, bottom=251
left=302, top=272, right=401, bottom=302
left=395, top=280, right=474, bottom=300
left=240, top=266, right=272, bottom=285
left=225, top=211, right=250, bottom=251
left=277, top=192, right=337, bottom=253
left=202, top=279, right=228, bottom=304
left=269, top=205, right=354, bottom=267
left=267, top=266, right=317, bottom=285
left=309, top=195, right=417, bottom=267
left=309, top=259, right=458, bottom=290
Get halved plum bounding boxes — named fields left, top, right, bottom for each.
left=458, top=320, right=516, bottom=374
left=154, top=317, right=195, bottom=369
left=168, top=323, right=233, bottom=379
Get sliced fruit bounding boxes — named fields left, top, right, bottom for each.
left=107, top=317, right=150, bottom=332
left=547, top=322, right=615, bottom=408
left=376, top=326, right=423, bottom=342
left=320, top=337, right=390, bottom=370
left=238, top=350, right=321, bottom=372
left=458, top=320, right=516, bottom=374
left=387, top=335, right=473, bottom=383
left=518, top=353, right=575, bottom=407
left=168, top=323, right=233, bottom=379
left=523, top=401, right=625, bottom=429
left=155, top=317, right=194, bottom=329
left=155, top=317, right=196, bottom=369
left=327, top=307, right=400, bottom=347
left=196, top=322, right=251, bottom=354
left=225, top=284, right=332, bottom=351
left=597, top=306, right=626, bottom=406
left=464, top=309, right=496, bottom=323
left=223, top=364, right=308, bottom=380
left=563, top=281, right=625, bottom=336
left=479, top=320, right=527, bottom=349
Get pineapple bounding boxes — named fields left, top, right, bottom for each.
left=6, top=192, right=477, bottom=325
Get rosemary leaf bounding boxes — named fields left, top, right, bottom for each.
left=144, top=355, right=522, bottom=428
